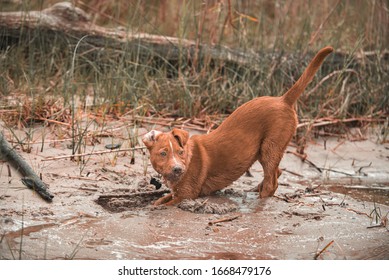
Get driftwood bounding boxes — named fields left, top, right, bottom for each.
left=0, top=131, right=54, bottom=202
left=0, top=2, right=255, bottom=70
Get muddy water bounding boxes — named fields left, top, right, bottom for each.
left=324, top=179, right=389, bottom=206
left=1, top=129, right=388, bottom=260
left=1, top=179, right=388, bottom=260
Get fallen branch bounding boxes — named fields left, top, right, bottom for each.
left=0, top=2, right=257, bottom=71
left=42, top=146, right=147, bottom=161
left=0, top=131, right=54, bottom=202
left=297, top=117, right=384, bottom=129
left=208, top=214, right=242, bottom=226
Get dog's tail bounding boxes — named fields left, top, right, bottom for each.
left=282, top=46, right=334, bottom=106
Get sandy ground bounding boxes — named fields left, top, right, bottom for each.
left=0, top=122, right=388, bottom=260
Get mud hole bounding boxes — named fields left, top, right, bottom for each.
left=96, top=187, right=244, bottom=214
left=96, top=189, right=170, bottom=213
left=1, top=124, right=388, bottom=260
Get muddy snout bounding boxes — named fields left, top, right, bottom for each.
left=173, top=166, right=184, bottom=175
left=167, top=164, right=185, bottom=181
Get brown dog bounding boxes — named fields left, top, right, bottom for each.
left=143, top=46, right=334, bottom=206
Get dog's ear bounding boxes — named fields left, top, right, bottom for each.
left=142, top=130, right=162, bottom=149
left=171, top=128, right=189, bottom=148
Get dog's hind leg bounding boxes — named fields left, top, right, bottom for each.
left=257, top=140, right=285, bottom=198
left=257, top=168, right=282, bottom=193
left=247, top=168, right=281, bottom=193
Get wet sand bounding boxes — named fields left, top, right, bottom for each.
left=1, top=125, right=388, bottom=259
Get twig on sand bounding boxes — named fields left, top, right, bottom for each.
left=274, top=194, right=290, bottom=203
left=281, top=168, right=304, bottom=178
left=42, top=146, right=147, bottom=161
left=286, top=150, right=322, bottom=173
left=322, top=168, right=354, bottom=176
left=286, top=150, right=354, bottom=176
left=366, top=224, right=384, bottom=229
left=49, top=173, right=102, bottom=182
left=346, top=208, right=370, bottom=218
left=331, top=139, right=346, bottom=152
left=208, top=214, right=242, bottom=226
left=314, top=240, right=334, bottom=260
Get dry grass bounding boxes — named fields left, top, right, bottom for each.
left=0, top=0, right=388, bottom=134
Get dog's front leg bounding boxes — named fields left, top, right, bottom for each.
left=163, top=196, right=183, bottom=206
left=154, top=194, right=184, bottom=206
left=153, top=193, right=184, bottom=206
left=153, top=193, right=173, bottom=206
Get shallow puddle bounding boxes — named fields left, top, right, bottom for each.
left=1, top=135, right=388, bottom=260
left=322, top=179, right=389, bottom=206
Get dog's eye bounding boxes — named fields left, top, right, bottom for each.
left=178, top=150, right=184, bottom=156
left=160, top=151, right=167, bottom=157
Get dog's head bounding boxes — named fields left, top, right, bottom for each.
left=142, top=128, right=190, bottom=183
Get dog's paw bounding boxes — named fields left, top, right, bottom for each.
left=153, top=193, right=173, bottom=206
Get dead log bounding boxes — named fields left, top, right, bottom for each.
left=0, top=2, right=256, bottom=70
left=0, top=131, right=54, bottom=202
left=2, top=2, right=384, bottom=72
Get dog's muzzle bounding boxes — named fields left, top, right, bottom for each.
left=166, top=165, right=185, bottom=182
